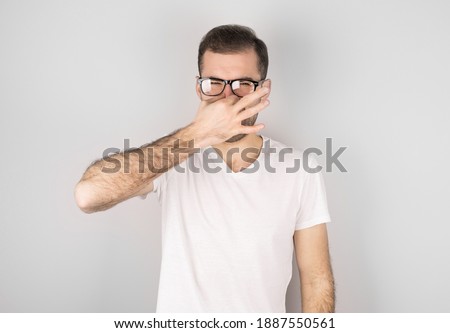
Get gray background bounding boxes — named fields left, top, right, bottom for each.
left=1, top=0, right=449, bottom=312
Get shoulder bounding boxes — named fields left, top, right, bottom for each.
left=261, top=135, right=304, bottom=165
left=260, top=135, right=323, bottom=176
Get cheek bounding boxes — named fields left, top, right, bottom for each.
left=201, top=95, right=216, bottom=102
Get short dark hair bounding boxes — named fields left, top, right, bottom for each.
left=198, top=24, right=269, bottom=79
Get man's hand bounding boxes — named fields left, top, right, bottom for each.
left=191, top=86, right=270, bottom=147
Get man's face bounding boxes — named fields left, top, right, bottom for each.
left=196, top=49, right=265, bottom=143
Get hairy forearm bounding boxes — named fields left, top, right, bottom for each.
left=75, top=123, right=205, bottom=213
left=301, top=273, right=335, bottom=313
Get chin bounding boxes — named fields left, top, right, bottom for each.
left=226, top=133, right=247, bottom=143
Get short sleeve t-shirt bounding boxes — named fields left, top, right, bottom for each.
left=151, top=136, right=331, bottom=312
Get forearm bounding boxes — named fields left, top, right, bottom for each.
left=75, top=123, right=206, bottom=213
left=300, top=273, right=335, bottom=313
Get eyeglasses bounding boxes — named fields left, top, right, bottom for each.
left=197, top=77, right=266, bottom=97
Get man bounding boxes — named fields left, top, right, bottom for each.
left=75, top=25, right=335, bottom=313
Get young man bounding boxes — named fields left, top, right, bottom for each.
left=75, top=25, right=335, bottom=313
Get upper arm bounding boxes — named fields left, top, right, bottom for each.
left=294, top=223, right=332, bottom=280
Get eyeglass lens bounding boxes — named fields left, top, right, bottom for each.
left=201, top=79, right=256, bottom=97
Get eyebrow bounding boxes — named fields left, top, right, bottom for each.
left=207, top=76, right=259, bottom=82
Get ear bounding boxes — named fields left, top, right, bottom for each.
left=195, top=77, right=202, bottom=100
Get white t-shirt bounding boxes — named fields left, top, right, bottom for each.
left=151, top=136, right=331, bottom=312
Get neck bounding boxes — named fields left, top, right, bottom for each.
left=213, top=134, right=263, bottom=172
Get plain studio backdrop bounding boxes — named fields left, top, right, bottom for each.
left=0, top=0, right=449, bottom=313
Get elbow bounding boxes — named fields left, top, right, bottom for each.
left=74, top=181, right=96, bottom=214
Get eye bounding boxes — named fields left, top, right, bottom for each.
left=239, top=81, right=253, bottom=86
left=210, top=79, right=224, bottom=85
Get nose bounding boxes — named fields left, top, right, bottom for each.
left=222, top=83, right=233, bottom=97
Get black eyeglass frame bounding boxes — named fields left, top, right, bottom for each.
left=197, top=76, right=266, bottom=97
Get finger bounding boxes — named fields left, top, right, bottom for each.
left=237, top=99, right=270, bottom=122
left=234, top=86, right=270, bottom=111
left=225, top=94, right=240, bottom=105
left=256, top=79, right=271, bottom=100
left=204, top=94, right=238, bottom=107
left=238, top=123, right=265, bottom=134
